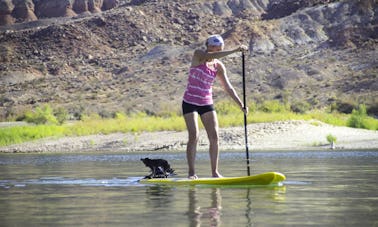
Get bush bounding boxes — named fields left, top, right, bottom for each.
left=347, top=104, right=378, bottom=130
left=291, top=101, right=311, bottom=114
left=114, top=112, right=126, bottom=120
left=367, top=103, right=378, bottom=116
left=259, top=100, right=288, bottom=113
left=54, top=107, right=68, bottom=125
left=24, top=105, right=58, bottom=125
left=326, top=134, right=337, bottom=143
left=215, top=100, right=241, bottom=114
left=335, top=101, right=355, bottom=114
left=347, top=104, right=367, bottom=128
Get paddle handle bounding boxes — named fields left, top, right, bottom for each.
left=242, top=52, right=251, bottom=176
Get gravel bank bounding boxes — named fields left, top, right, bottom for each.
left=1, top=120, right=377, bottom=153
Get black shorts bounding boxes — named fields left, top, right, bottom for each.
left=182, top=101, right=215, bottom=115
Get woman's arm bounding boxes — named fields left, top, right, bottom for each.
left=217, top=61, right=248, bottom=114
left=191, top=45, right=247, bottom=67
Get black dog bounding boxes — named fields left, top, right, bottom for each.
left=141, top=158, right=175, bottom=179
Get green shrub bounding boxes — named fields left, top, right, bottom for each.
left=80, top=113, right=102, bottom=122
left=346, top=104, right=378, bottom=130
left=114, top=112, right=126, bottom=120
left=347, top=104, right=367, bottom=129
left=98, top=109, right=114, bottom=118
left=367, top=102, right=378, bottom=116
left=326, top=134, right=337, bottom=143
left=291, top=101, right=311, bottom=114
left=54, top=107, right=68, bottom=125
left=259, top=100, right=288, bottom=113
left=24, top=105, right=58, bottom=125
left=335, top=101, right=355, bottom=114
left=215, top=100, right=241, bottom=114
left=247, top=101, right=257, bottom=113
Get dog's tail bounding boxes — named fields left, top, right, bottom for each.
left=166, top=168, right=176, bottom=176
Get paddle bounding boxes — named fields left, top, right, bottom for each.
left=242, top=52, right=251, bottom=176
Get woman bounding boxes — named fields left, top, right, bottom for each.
left=182, top=34, right=248, bottom=179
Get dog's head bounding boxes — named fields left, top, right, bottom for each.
left=141, top=158, right=151, bottom=166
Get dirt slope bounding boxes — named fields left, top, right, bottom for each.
left=0, top=0, right=377, bottom=120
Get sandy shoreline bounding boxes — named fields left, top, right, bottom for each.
left=1, top=120, right=377, bottom=153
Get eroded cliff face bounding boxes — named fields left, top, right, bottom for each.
left=1, top=0, right=341, bottom=26
left=0, top=0, right=377, bottom=119
left=0, top=0, right=119, bottom=25
left=12, top=0, right=38, bottom=23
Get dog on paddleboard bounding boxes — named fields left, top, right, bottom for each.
left=141, top=158, right=175, bottom=179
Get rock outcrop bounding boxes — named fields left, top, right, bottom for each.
left=0, top=0, right=119, bottom=26
left=88, top=0, right=103, bottom=13
left=263, top=0, right=339, bottom=19
left=12, top=0, right=37, bottom=23
left=0, top=0, right=15, bottom=26
left=34, top=0, right=77, bottom=18
left=102, top=0, right=118, bottom=10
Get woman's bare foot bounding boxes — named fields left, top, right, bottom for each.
left=188, top=175, right=198, bottom=179
left=212, top=172, right=223, bottom=178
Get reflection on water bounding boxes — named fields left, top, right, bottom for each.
left=187, top=188, right=222, bottom=227
left=0, top=150, right=377, bottom=226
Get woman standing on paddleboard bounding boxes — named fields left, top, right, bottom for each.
left=182, top=35, right=248, bottom=179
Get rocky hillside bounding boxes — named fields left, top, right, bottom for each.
left=0, top=0, right=377, bottom=120
left=0, top=0, right=119, bottom=26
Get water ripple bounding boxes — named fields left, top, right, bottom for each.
left=0, top=177, right=145, bottom=188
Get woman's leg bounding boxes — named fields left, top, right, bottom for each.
left=184, top=112, right=199, bottom=178
left=200, top=111, right=222, bottom=177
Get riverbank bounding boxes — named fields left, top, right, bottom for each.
left=1, top=120, right=377, bottom=153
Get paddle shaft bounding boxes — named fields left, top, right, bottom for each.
left=242, top=52, right=251, bottom=176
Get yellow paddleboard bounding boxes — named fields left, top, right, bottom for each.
left=140, top=172, right=285, bottom=186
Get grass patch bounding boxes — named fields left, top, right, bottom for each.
left=1, top=101, right=377, bottom=147
left=306, top=110, right=348, bottom=126
left=68, top=112, right=186, bottom=135
left=0, top=113, right=187, bottom=146
left=0, top=125, right=66, bottom=146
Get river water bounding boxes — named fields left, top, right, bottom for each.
left=0, top=150, right=377, bottom=226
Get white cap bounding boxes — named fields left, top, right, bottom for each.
left=206, top=35, right=224, bottom=46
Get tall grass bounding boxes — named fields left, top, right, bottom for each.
left=0, top=125, right=66, bottom=145
left=1, top=101, right=377, bottom=147
left=68, top=112, right=186, bottom=135
left=306, top=110, right=348, bottom=126
left=0, top=113, right=186, bottom=146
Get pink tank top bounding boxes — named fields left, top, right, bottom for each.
left=183, top=61, right=218, bottom=106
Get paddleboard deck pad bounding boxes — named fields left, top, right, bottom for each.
left=140, top=172, right=285, bottom=186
